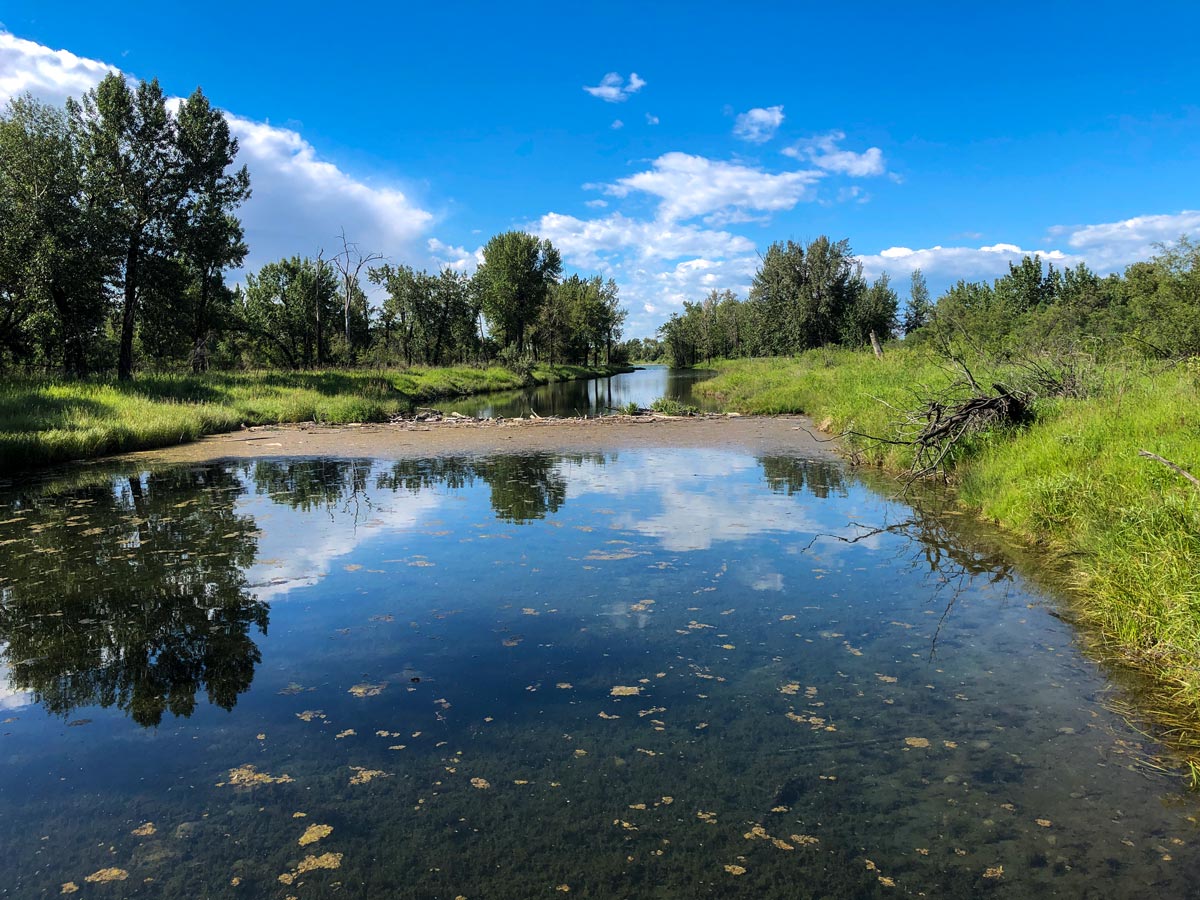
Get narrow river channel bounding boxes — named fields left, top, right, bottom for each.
left=441, top=364, right=721, bottom=418
left=0, top=437, right=1194, bottom=897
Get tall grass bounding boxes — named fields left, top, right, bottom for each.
left=0, top=363, right=624, bottom=472
left=698, top=350, right=1200, bottom=718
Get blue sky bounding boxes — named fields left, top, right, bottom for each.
left=2, top=1, right=1199, bottom=336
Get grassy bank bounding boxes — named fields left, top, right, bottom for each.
left=0, top=363, right=628, bottom=472
left=697, top=349, right=1200, bottom=721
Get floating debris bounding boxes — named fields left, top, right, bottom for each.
left=348, top=767, right=390, bottom=785
left=611, top=686, right=641, bottom=697
left=60, top=884, right=79, bottom=894
left=221, top=764, right=295, bottom=787
left=296, top=710, right=326, bottom=722
left=904, top=737, right=931, bottom=749
left=696, top=811, right=717, bottom=824
left=84, top=869, right=129, bottom=883
left=724, top=864, right=746, bottom=876
left=299, top=824, right=333, bottom=846
left=983, top=865, right=1004, bottom=880
left=470, top=777, right=491, bottom=790
left=348, top=683, right=387, bottom=698
left=556, top=682, right=573, bottom=690
left=131, top=822, right=156, bottom=836
left=279, top=852, right=344, bottom=884
left=335, top=729, right=356, bottom=739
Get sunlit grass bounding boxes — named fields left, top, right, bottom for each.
left=0, top=363, right=623, bottom=471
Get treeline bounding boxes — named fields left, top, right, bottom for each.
left=907, top=241, right=1200, bottom=358
left=657, top=237, right=899, bottom=365
left=0, top=78, right=627, bottom=378
left=656, top=233, right=1200, bottom=366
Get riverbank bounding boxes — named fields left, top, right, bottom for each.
left=694, top=349, right=1200, bottom=728
left=0, top=364, right=632, bottom=472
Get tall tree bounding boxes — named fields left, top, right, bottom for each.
left=474, top=231, right=561, bottom=353
left=70, top=73, right=181, bottom=380
left=331, top=229, right=382, bottom=362
left=240, top=257, right=339, bottom=368
left=173, top=88, right=251, bottom=371
left=902, top=268, right=932, bottom=335
left=0, top=95, right=112, bottom=373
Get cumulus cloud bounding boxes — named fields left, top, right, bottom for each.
left=534, top=211, right=755, bottom=270
left=857, top=242, right=1077, bottom=281
left=783, top=130, right=886, bottom=177
left=732, top=105, right=784, bottom=143
left=583, top=71, right=646, bottom=103
left=0, top=31, right=117, bottom=108
left=603, top=151, right=821, bottom=223
left=611, top=118, right=624, bottom=130
left=645, top=113, right=659, bottom=125
left=857, top=211, right=1200, bottom=283
left=0, top=32, right=439, bottom=276
left=428, top=237, right=483, bottom=273
left=1048, top=210, right=1200, bottom=270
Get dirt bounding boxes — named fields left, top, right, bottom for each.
left=121, top=414, right=837, bottom=466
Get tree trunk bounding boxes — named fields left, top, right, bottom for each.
left=191, top=270, right=211, bottom=374
left=869, top=329, right=884, bottom=359
left=118, top=230, right=142, bottom=381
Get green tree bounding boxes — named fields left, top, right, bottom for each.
left=902, top=268, right=932, bottom=335
left=0, top=95, right=112, bottom=373
left=173, top=88, right=251, bottom=371
left=70, top=73, right=181, bottom=380
left=240, top=256, right=340, bottom=368
left=474, top=231, right=562, bottom=353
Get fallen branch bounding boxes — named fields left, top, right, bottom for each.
left=1139, top=450, right=1200, bottom=491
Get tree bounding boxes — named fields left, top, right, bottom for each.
left=0, top=95, right=112, bottom=373
left=846, top=273, right=899, bottom=346
left=173, top=88, right=251, bottom=371
left=331, top=230, right=382, bottom=362
left=70, top=73, right=181, bottom=380
left=902, top=268, right=932, bottom=335
left=240, top=257, right=339, bottom=368
left=474, top=231, right=561, bottom=353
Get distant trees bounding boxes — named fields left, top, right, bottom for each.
left=657, top=236, right=897, bottom=365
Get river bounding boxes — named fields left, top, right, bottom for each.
left=0, top=436, right=1195, bottom=896
left=440, top=364, right=721, bottom=418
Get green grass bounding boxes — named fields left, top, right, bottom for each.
left=698, top=349, right=1200, bottom=723
left=0, top=363, right=627, bottom=472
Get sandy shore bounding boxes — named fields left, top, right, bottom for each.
left=121, top=414, right=836, bottom=467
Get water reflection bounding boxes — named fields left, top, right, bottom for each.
left=1, top=450, right=1197, bottom=899
left=0, top=466, right=265, bottom=726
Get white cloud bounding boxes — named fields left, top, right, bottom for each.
left=583, top=71, right=646, bottom=103
left=645, top=113, right=659, bottom=125
left=857, top=242, right=1078, bottom=282
left=228, top=114, right=434, bottom=270
left=783, top=130, right=886, bottom=177
left=611, top=118, right=624, bottom=130
left=428, top=237, right=483, bottom=273
left=858, top=211, right=1200, bottom=284
left=0, top=31, right=117, bottom=108
left=604, top=151, right=822, bottom=223
left=732, top=105, right=784, bottom=143
left=584, top=199, right=609, bottom=209
left=1048, top=210, right=1200, bottom=270
left=0, top=31, right=439, bottom=277
left=534, top=211, right=755, bottom=269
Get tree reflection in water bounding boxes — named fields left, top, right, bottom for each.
left=0, top=465, right=265, bottom=727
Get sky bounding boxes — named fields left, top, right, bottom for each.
left=2, top=1, right=1199, bottom=337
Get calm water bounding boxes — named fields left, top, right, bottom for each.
left=441, top=364, right=720, bottom=418
left=0, top=449, right=1196, bottom=897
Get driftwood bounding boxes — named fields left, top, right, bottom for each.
left=904, top=383, right=1030, bottom=481
left=1139, top=450, right=1200, bottom=491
